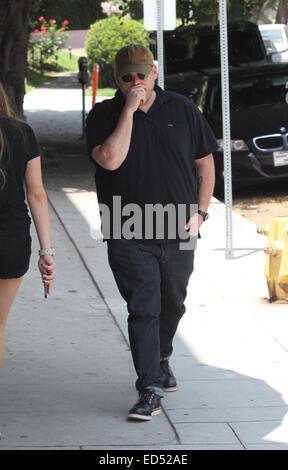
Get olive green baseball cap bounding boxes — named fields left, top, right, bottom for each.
left=115, top=45, right=154, bottom=78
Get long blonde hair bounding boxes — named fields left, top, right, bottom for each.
left=0, top=81, right=12, bottom=190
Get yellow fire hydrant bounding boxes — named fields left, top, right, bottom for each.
left=257, top=216, right=288, bottom=302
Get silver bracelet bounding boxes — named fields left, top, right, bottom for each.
left=39, top=247, right=56, bottom=256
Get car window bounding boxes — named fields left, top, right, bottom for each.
left=164, top=29, right=265, bottom=73
left=208, top=73, right=288, bottom=113
left=261, top=29, right=283, bottom=43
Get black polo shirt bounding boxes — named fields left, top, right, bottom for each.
left=86, top=85, right=218, bottom=241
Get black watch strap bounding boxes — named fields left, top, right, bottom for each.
left=198, top=210, right=209, bottom=221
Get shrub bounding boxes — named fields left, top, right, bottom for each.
left=29, top=16, right=70, bottom=72
left=85, top=16, right=149, bottom=87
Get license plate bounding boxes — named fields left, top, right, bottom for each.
left=273, top=150, right=288, bottom=167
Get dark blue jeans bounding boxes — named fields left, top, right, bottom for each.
left=107, top=239, right=194, bottom=394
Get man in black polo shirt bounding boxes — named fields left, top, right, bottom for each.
left=86, top=45, right=218, bottom=421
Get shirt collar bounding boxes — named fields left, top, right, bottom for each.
left=114, top=88, right=125, bottom=106
left=154, top=85, right=170, bottom=104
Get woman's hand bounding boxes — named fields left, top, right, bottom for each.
left=38, top=254, right=56, bottom=295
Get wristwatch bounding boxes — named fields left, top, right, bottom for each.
left=39, top=247, right=56, bottom=256
left=198, top=210, right=209, bottom=222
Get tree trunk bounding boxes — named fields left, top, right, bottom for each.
left=0, top=0, right=32, bottom=117
left=251, top=0, right=269, bottom=23
left=276, top=0, right=288, bottom=24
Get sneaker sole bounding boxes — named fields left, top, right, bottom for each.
left=164, top=385, right=178, bottom=392
left=127, top=408, right=161, bottom=421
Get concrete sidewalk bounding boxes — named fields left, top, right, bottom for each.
left=0, top=77, right=288, bottom=450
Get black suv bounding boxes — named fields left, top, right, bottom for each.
left=161, top=21, right=268, bottom=73
left=162, top=22, right=288, bottom=188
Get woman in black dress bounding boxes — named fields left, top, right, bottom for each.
left=0, top=81, right=56, bottom=367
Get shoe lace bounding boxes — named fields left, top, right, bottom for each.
left=140, top=390, right=156, bottom=405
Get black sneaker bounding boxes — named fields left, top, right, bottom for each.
left=128, top=390, right=162, bottom=421
left=160, top=359, right=178, bottom=392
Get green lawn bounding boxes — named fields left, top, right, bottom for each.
left=26, top=50, right=80, bottom=92
left=26, top=68, right=55, bottom=93
left=86, top=87, right=116, bottom=97
left=29, top=49, right=79, bottom=73
left=26, top=50, right=116, bottom=97
left=45, top=49, right=79, bottom=72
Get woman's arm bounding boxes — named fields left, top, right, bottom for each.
left=25, top=157, right=51, bottom=248
left=24, top=157, right=55, bottom=292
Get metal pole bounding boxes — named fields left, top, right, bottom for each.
left=219, top=0, right=233, bottom=259
left=156, top=0, right=165, bottom=89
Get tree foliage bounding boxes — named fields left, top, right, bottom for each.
left=101, top=1, right=143, bottom=19
left=177, top=0, right=280, bottom=24
left=30, top=0, right=105, bottom=30
left=102, top=0, right=283, bottom=25
left=0, top=0, right=285, bottom=116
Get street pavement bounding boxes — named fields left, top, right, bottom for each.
left=0, top=74, right=288, bottom=450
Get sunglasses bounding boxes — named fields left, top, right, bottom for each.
left=121, top=72, right=147, bottom=83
